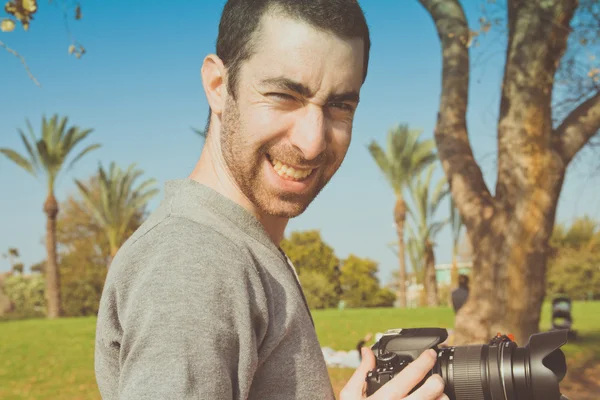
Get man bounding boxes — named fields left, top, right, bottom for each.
left=451, top=275, right=470, bottom=314
left=94, top=1, right=447, bottom=399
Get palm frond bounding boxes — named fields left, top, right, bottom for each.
left=65, top=143, right=101, bottom=174
left=0, top=148, right=36, bottom=177
left=428, top=219, right=450, bottom=240
left=75, top=178, right=108, bottom=229
left=4, top=115, right=97, bottom=191
left=67, top=128, right=95, bottom=153
left=76, top=162, right=159, bottom=252
left=18, top=129, right=40, bottom=174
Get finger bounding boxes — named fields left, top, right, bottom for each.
left=373, top=349, right=437, bottom=399
left=403, top=375, right=445, bottom=400
left=340, top=347, right=375, bottom=399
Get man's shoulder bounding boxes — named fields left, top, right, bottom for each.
left=108, top=211, right=258, bottom=286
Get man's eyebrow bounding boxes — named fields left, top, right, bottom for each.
left=260, top=77, right=314, bottom=98
left=328, top=91, right=360, bottom=104
left=260, top=77, right=360, bottom=103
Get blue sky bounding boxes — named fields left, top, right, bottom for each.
left=1, top=0, right=599, bottom=284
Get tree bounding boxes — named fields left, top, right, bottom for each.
left=0, top=114, right=100, bottom=318
left=547, top=216, right=600, bottom=300
left=1, top=0, right=85, bottom=86
left=418, top=0, right=600, bottom=344
left=339, top=254, right=396, bottom=308
left=280, top=230, right=342, bottom=308
left=56, top=177, right=149, bottom=315
left=74, top=162, right=159, bottom=266
left=368, top=125, right=437, bottom=307
left=406, top=164, right=449, bottom=307
left=2, top=247, right=24, bottom=274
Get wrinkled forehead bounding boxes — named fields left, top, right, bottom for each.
left=242, top=13, right=365, bottom=96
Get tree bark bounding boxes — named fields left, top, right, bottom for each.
left=44, top=193, right=62, bottom=318
left=418, top=0, right=598, bottom=345
left=395, top=196, right=408, bottom=308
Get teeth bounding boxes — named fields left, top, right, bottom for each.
left=269, top=157, right=313, bottom=180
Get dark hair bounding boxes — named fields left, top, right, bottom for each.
left=458, top=274, right=469, bottom=288
left=203, top=0, right=370, bottom=132
left=218, top=0, right=370, bottom=96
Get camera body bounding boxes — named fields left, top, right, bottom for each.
left=365, top=327, right=569, bottom=400
left=365, top=328, right=447, bottom=396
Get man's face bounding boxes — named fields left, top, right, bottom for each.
left=220, top=13, right=365, bottom=218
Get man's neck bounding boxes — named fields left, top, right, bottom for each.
left=188, top=136, right=289, bottom=246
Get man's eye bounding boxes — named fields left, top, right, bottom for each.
left=269, top=93, right=296, bottom=101
left=329, top=102, right=354, bottom=112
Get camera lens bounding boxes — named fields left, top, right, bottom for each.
left=432, top=330, right=569, bottom=400
left=435, top=345, right=486, bottom=400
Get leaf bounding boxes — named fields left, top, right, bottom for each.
left=68, top=44, right=75, bottom=55
left=0, top=148, right=36, bottom=177
left=75, top=4, right=82, bottom=20
left=4, top=0, right=38, bottom=30
left=1, top=18, right=15, bottom=32
left=65, top=143, right=101, bottom=173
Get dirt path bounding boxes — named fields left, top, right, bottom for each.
left=561, top=362, right=600, bottom=400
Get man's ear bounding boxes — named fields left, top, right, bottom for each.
left=201, top=54, right=227, bottom=115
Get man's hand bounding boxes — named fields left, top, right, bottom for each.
left=340, top=347, right=448, bottom=400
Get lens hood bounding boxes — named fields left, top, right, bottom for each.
left=523, top=329, right=569, bottom=400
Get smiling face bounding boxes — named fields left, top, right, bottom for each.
left=218, top=13, right=365, bottom=218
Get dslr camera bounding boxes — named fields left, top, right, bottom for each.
left=366, top=327, right=569, bottom=400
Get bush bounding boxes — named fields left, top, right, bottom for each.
left=547, top=250, right=600, bottom=301
left=299, top=270, right=341, bottom=310
left=368, top=288, right=396, bottom=307
left=2, top=274, right=46, bottom=318
left=61, top=276, right=105, bottom=317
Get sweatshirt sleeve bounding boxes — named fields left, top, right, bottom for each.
left=104, top=229, right=269, bottom=400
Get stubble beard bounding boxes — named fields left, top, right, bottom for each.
left=219, top=97, right=332, bottom=218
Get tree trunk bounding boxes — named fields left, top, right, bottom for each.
left=394, top=196, right=408, bottom=308
left=454, top=171, right=564, bottom=344
left=450, top=249, right=459, bottom=287
left=44, top=193, right=62, bottom=318
left=424, top=241, right=439, bottom=307
left=418, top=0, right=600, bottom=345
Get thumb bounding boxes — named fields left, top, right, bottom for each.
left=340, top=347, right=376, bottom=399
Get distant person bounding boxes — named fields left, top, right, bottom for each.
left=451, top=274, right=470, bottom=313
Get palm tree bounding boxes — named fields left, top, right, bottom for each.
left=368, top=124, right=437, bottom=307
left=406, top=164, right=449, bottom=307
left=74, top=162, right=159, bottom=267
left=0, top=114, right=100, bottom=318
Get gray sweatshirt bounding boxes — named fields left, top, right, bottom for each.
left=94, top=179, right=335, bottom=399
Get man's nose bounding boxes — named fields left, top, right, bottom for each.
left=289, top=105, right=328, bottom=161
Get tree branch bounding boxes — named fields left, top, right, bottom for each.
left=553, top=90, right=600, bottom=164
left=0, top=39, right=41, bottom=87
left=418, top=0, right=494, bottom=230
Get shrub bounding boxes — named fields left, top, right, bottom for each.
left=2, top=274, right=46, bottom=318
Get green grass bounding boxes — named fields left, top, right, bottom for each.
left=314, top=302, right=600, bottom=366
left=0, top=302, right=598, bottom=399
left=314, top=306, right=455, bottom=350
left=0, top=317, right=100, bottom=400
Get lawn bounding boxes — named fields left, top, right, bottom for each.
left=1, top=302, right=598, bottom=399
